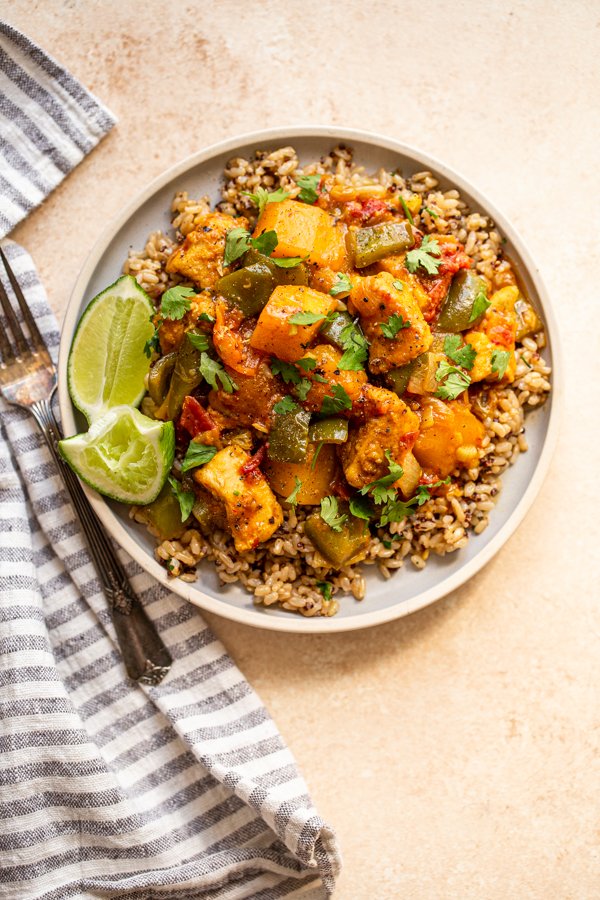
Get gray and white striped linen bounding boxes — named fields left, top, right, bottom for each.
left=0, top=242, right=340, bottom=897
left=0, top=20, right=116, bottom=238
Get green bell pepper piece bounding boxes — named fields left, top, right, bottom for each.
left=166, top=332, right=203, bottom=420
left=347, top=221, right=414, bottom=268
left=318, top=309, right=354, bottom=350
left=304, top=504, right=371, bottom=569
left=267, top=407, right=311, bottom=463
left=242, top=249, right=309, bottom=286
left=437, top=269, right=487, bottom=332
left=147, top=351, right=176, bottom=406
left=140, top=483, right=187, bottom=541
left=216, top=263, right=275, bottom=317
left=308, top=417, right=348, bottom=444
left=385, top=360, right=417, bottom=396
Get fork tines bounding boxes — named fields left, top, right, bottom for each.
left=0, top=246, right=46, bottom=363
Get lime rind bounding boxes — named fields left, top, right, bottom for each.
left=68, top=274, right=155, bottom=424
left=58, top=406, right=175, bottom=505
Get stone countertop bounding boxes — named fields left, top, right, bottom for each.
left=6, top=2, right=600, bottom=896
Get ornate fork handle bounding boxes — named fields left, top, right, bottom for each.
left=30, top=394, right=172, bottom=686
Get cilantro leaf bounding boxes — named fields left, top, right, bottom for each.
left=405, top=235, right=442, bottom=275
left=444, top=334, right=477, bottom=370
left=330, top=273, right=353, bottom=297
left=414, top=477, right=451, bottom=506
left=294, top=378, right=312, bottom=401
left=316, top=581, right=333, bottom=602
left=434, top=360, right=471, bottom=400
left=337, top=320, right=369, bottom=371
left=167, top=476, right=195, bottom=522
left=378, top=496, right=417, bottom=527
left=186, top=332, right=210, bottom=352
left=181, top=442, right=217, bottom=472
left=491, top=349, right=511, bottom=379
left=198, top=311, right=215, bottom=324
left=273, top=396, right=299, bottom=415
left=271, top=256, right=306, bottom=268
left=468, top=291, right=491, bottom=323
left=310, top=441, right=324, bottom=470
left=399, top=195, right=414, bottom=225
left=296, top=357, right=317, bottom=372
left=392, top=279, right=407, bottom=291
left=252, top=230, right=278, bottom=257
left=289, top=310, right=327, bottom=326
left=320, top=384, right=352, bottom=416
left=319, top=495, right=348, bottom=532
left=223, top=227, right=252, bottom=266
left=380, top=313, right=411, bottom=339
left=349, top=495, right=373, bottom=520
left=199, top=353, right=237, bottom=393
left=359, top=450, right=404, bottom=505
left=241, top=186, right=289, bottom=215
left=285, top=476, right=302, bottom=507
left=270, top=358, right=301, bottom=385
left=143, top=329, right=160, bottom=359
left=423, top=206, right=439, bottom=219
left=160, top=285, right=195, bottom=320
left=296, top=174, right=321, bottom=204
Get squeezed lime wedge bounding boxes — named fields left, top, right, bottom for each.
left=68, top=275, right=155, bottom=423
left=58, top=406, right=175, bottom=505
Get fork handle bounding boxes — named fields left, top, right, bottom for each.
left=29, top=395, right=172, bottom=686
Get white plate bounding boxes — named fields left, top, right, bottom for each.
left=58, top=127, right=561, bottom=633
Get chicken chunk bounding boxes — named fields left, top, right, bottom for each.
left=340, top=386, right=420, bottom=489
left=157, top=293, right=215, bottom=354
left=194, top=445, right=283, bottom=552
left=349, top=272, right=432, bottom=374
left=166, top=211, right=247, bottom=289
left=465, top=285, right=519, bottom=384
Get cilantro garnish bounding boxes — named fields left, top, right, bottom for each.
left=160, top=285, right=195, bottom=320
left=434, top=361, right=471, bottom=400
left=273, top=396, right=299, bottom=415
left=380, top=313, right=411, bottom=339
left=296, top=174, right=321, bottom=204
left=338, top=320, right=369, bottom=371
left=405, top=235, right=442, bottom=275
left=271, top=256, right=306, bottom=269
left=491, top=349, right=511, bottom=379
left=320, top=385, right=352, bottom=416
left=468, top=291, right=491, bottom=323
left=297, top=357, right=317, bottom=372
left=424, top=206, right=439, bottom=219
left=143, top=328, right=160, bottom=359
left=377, top=496, right=418, bottom=527
left=289, top=310, right=327, bottom=326
left=167, top=476, right=194, bottom=522
left=241, top=186, right=289, bottom=215
left=316, top=581, right=333, bottom=602
left=319, top=496, right=348, bottom=532
left=444, top=334, right=477, bottom=370
left=414, top=477, right=451, bottom=505
left=186, top=332, right=210, bottom=352
left=329, top=273, right=353, bottom=297
left=181, top=443, right=217, bottom=472
left=270, top=358, right=301, bottom=384
left=359, top=450, right=404, bottom=505
left=198, top=311, right=215, bottom=324
left=294, top=378, right=312, bottom=401
left=399, top=195, right=414, bottom=225
left=223, top=227, right=278, bottom=266
left=285, top=476, right=302, bottom=507
left=349, top=495, right=373, bottom=520
left=199, top=353, right=237, bottom=393
left=310, top=441, right=324, bottom=470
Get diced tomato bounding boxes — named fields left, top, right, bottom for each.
left=417, top=235, right=473, bottom=322
left=343, top=198, right=390, bottom=226
left=241, top=443, right=267, bottom=478
left=179, top=395, right=215, bottom=437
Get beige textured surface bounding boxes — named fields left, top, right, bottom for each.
left=6, top=2, right=600, bottom=897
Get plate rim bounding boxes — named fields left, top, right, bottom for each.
left=57, top=125, right=562, bottom=633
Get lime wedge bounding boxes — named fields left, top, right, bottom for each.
left=68, top=275, right=155, bottom=423
left=58, top=406, right=175, bottom=505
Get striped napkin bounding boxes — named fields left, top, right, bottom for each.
left=0, top=25, right=340, bottom=900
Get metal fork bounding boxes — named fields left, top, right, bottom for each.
left=0, top=247, right=172, bottom=685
